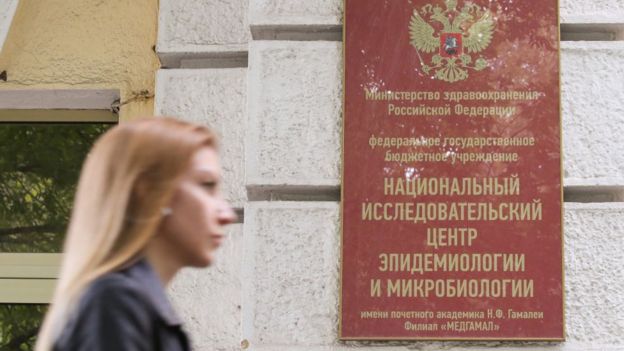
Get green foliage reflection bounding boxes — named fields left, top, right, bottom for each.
left=0, top=304, right=46, bottom=351
left=0, top=123, right=112, bottom=253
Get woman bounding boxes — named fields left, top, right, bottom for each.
left=36, top=117, right=236, bottom=351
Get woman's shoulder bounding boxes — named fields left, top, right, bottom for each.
left=54, top=262, right=160, bottom=350
left=80, top=268, right=149, bottom=308
left=77, top=258, right=182, bottom=326
left=71, top=265, right=157, bottom=328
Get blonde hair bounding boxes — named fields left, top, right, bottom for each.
left=36, top=117, right=216, bottom=351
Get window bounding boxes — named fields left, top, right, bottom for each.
left=0, top=90, right=118, bottom=350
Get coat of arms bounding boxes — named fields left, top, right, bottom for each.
left=409, top=0, right=495, bottom=83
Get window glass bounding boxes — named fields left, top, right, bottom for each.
left=0, top=304, right=47, bottom=350
left=0, top=123, right=113, bottom=253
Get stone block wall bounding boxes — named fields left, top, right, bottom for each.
left=156, top=1, right=624, bottom=350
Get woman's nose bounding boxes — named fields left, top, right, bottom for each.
left=218, top=201, right=237, bottom=224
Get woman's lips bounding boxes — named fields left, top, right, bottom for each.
left=211, top=234, right=225, bottom=246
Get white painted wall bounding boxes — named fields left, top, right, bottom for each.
left=157, top=1, right=624, bottom=350
left=155, top=69, right=247, bottom=207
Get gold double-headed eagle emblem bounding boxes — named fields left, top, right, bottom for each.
left=409, top=0, right=495, bottom=83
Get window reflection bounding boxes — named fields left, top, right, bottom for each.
left=0, top=304, right=47, bottom=350
left=0, top=123, right=113, bottom=253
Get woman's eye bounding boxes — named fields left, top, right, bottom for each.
left=201, top=182, right=218, bottom=191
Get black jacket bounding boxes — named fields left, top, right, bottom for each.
left=54, top=258, right=190, bottom=351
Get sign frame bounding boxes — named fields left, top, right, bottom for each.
left=339, top=0, right=565, bottom=341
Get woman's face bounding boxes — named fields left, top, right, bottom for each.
left=158, top=146, right=236, bottom=267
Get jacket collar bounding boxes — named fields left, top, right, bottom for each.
left=122, top=258, right=183, bottom=327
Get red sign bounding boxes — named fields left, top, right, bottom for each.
left=341, top=0, right=563, bottom=340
